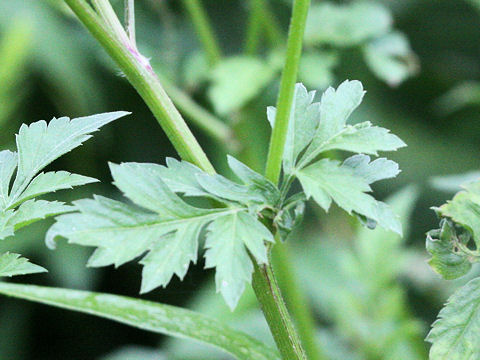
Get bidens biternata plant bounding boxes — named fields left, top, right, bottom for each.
left=34, top=80, right=406, bottom=310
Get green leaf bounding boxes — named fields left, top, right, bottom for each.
left=0, top=283, right=280, bottom=360
left=426, top=219, right=473, bottom=280
left=0, top=151, right=17, bottom=208
left=0, top=253, right=46, bottom=277
left=363, top=32, right=418, bottom=87
left=296, top=158, right=401, bottom=234
left=11, top=171, right=97, bottom=208
left=227, top=155, right=280, bottom=206
left=268, top=84, right=320, bottom=173
left=47, top=161, right=273, bottom=309
left=10, top=111, right=129, bottom=199
left=305, top=2, right=392, bottom=47
left=299, top=80, right=405, bottom=168
left=204, top=212, right=273, bottom=309
left=298, top=50, right=338, bottom=90
left=435, top=181, right=480, bottom=247
left=343, top=154, right=400, bottom=184
left=208, top=56, right=277, bottom=115
left=427, top=277, right=480, bottom=359
left=0, top=112, right=127, bottom=241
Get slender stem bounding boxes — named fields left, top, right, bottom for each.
left=65, top=1, right=308, bottom=358
left=252, top=245, right=307, bottom=360
left=257, top=0, right=284, bottom=48
left=244, top=0, right=262, bottom=55
left=91, top=0, right=129, bottom=44
left=273, top=243, right=326, bottom=360
left=264, top=0, right=310, bottom=184
left=245, top=0, right=283, bottom=54
left=158, top=74, right=237, bottom=151
left=125, top=0, right=136, bottom=47
left=65, top=0, right=215, bottom=174
left=182, top=0, right=221, bottom=66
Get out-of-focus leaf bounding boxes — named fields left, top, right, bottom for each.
left=430, top=171, right=480, bottom=192
left=0, top=283, right=280, bottom=360
left=363, top=32, right=418, bottom=86
left=208, top=56, right=277, bottom=115
left=299, top=51, right=338, bottom=89
left=0, top=252, right=46, bottom=277
left=100, top=346, right=166, bottom=360
left=305, top=2, right=392, bottom=47
left=427, top=277, right=480, bottom=359
left=435, top=81, right=480, bottom=115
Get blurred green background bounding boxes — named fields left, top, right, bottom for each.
left=0, top=0, right=479, bottom=359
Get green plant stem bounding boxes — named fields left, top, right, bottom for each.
left=182, top=0, right=221, bottom=66
left=273, top=242, right=326, bottom=360
left=65, top=1, right=308, bottom=358
left=65, top=0, right=215, bottom=174
left=264, top=0, right=311, bottom=184
left=260, top=0, right=283, bottom=47
left=245, top=0, right=283, bottom=53
left=124, top=0, right=136, bottom=46
left=158, top=74, right=237, bottom=151
left=252, top=244, right=307, bottom=360
left=244, top=0, right=263, bottom=55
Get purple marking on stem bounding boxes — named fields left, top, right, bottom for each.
left=127, top=43, right=154, bottom=73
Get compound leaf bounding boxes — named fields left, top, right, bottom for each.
left=427, top=277, right=480, bottom=359
left=47, top=160, right=273, bottom=309
left=0, top=150, right=17, bottom=208
left=0, top=252, right=46, bottom=277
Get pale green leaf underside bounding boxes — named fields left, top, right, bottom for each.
left=48, top=161, right=273, bottom=309
left=427, top=277, right=480, bottom=360
left=299, top=80, right=405, bottom=169
left=0, top=282, right=280, bottom=360
left=0, top=253, right=46, bottom=277
left=297, top=158, right=401, bottom=234
left=11, top=111, right=129, bottom=199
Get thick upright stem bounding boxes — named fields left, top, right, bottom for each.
left=182, top=0, right=221, bottom=66
left=252, top=250, right=307, bottom=360
left=264, top=0, right=310, bottom=184
left=65, top=0, right=215, bottom=174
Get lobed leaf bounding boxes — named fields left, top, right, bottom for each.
left=0, top=253, right=46, bottom=277
left=427, top=277, right=480, bottom=359
left=47, top=160, right=274, bottom=309
left=10, top=111, right=129, bottom=199
left=296, top=158, right=401, bottom=234
left=0, top=282, right=280, bottom=360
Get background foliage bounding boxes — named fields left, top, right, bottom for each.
left=1, top=0, right=479, bottom=358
